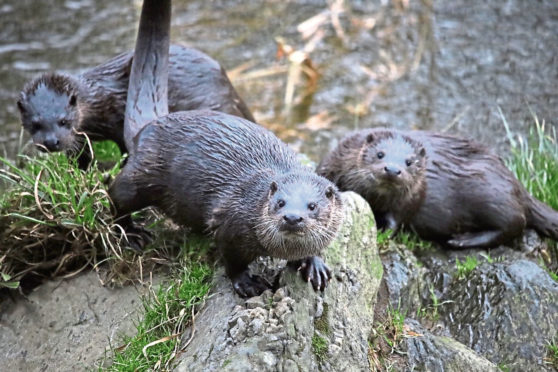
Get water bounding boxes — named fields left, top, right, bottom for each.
left=1, top=0, right=557, bottom=162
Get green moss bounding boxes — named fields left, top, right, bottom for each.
left=222, top=360, right=232, bottom=368
left=312, top=334, right=328, bottom=362
left=368, top=214, right=377, bottom=230
left=370, top=257, right=384, bottom=280
left=312, top=304, right=331, bottom=362
left=498, top=364, right=510, bottom=372
left=314, top=304, right=330, bottom=336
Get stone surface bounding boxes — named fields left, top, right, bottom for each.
left=175, top=191, right=382, bottom=372
left=404, top=319, right=499, bottom=372
left=0, top=271, right=148, bottom=371
left=381, top=244, right=558, bottom=372
left=437, top=258, right=558, bottom=371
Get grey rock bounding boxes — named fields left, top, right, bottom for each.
left=0, top=271, right=149, bottom=371
left=404, top=319, right=498, bottom=372
left=175, top=191, right=382, bottom=372
left=381, top=245, right=558, bottom=371
left=246, top=295, right=265, bottom=309
left=439, top=259, right=558, bottom=371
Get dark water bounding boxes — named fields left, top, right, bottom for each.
left=0, top=0, right=557, bottom=162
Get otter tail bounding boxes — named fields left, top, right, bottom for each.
left=123, top=0, right=171, bottom=153
left=526, top=194, right=558, bottom=241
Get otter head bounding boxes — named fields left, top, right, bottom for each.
left=17, top=73, right=81, bottom=153
left=358, top=131, right=426, bottom=196
left=257, top=172, right=343, bottom=260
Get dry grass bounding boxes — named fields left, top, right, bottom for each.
left=0, top=142, right=190, bottom=291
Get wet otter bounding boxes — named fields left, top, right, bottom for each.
left=110, top=0, right=343, bottom=297
left=318, top=128, right=558, bottom=248
left=17, top=45, right=254, bottom=168
left=318, top=130, right=426, bottom=235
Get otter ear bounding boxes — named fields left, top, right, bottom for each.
left=325, top=186, right=335, bottom=199
left=16, top=93, right=26, bottom=112
left=270, top=181, right=278, bottom=195
left=366, top=133, right=375, bottom=144
left=16, top=99, right=25, bottom=113
left=69, top=94, right=77, bottom=107
left=419, top=147, right=426, bottom=158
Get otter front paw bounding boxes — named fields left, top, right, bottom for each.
left=232, top=271, right=271, bottom=298
left=289, top=256, right=331, bottom=292
left=123, top=225, right=152, bottom=252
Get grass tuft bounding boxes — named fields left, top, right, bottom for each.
left=0, top=142, right=191, bottom=291
left=0, top=151, right=125, bottom=289
left=502, top=109, right=558, bottom=210
left=92, top=141, right=122, bottom=163
left=544, top=336, right=558, bottom=370
left=502, top=109, right=558, bottom=275
left=376, top=229, right=391, bottom=249
left=455, top=255, right=478, bottom=279
left=395, top=231, right=433, bottom=252
left=103, top=247, right=213, bottom=371
left=312, top=334, right=329, bottom=362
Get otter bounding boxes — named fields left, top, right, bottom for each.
left=318, top=128, right=558, bottom=248
left=17, top=45, right=254, bottom=168
left=110, top=0, right=343, bottom=297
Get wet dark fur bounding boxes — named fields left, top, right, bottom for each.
left=111, top=111, right=343, bottom=296
left=318, top=128, right=558, bottom=248
left=17, top=45, right=254, bottom=167
left=112, top=0, right=343, bottom=297
left=318, top=129, right=426, bottom=234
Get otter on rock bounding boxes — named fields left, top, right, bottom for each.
left=110, top=0, right=343, bottom=297
left=17, top=45, right=254, bottom=168
left=318, top=128, right=558, bottom=248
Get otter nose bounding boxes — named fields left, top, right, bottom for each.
left=284, top=214, right=303, bottom=226
left=384, top=166, right=401, bottom=176
left=44, top=138, right=60, bottom=151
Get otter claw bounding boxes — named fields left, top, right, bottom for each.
left=289, top=256, right=332, bottom=292
left=123, top=225, right=152, bottom=252
left=232, top=271, right=271, bottom=298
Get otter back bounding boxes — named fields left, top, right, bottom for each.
left=110, top=111, right=343, bottom=296
left=18, top=47, right=254, bottom=165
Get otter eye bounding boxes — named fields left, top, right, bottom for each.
left=405, top=159, right=412, bottom=167
left=377, top=151, right=385, bottom=159
left=277, top=199, right=285, bottom=208
left=58, top=119, right=68, bottom=127
left=308, top=202, right=317, bottom=211
left=325, top=187, right=334, bottom=199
